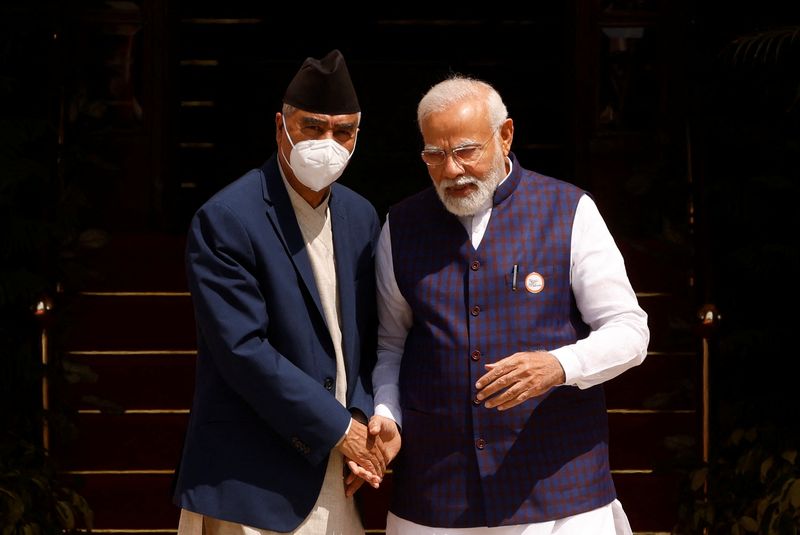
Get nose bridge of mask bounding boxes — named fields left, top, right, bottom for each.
left=297, top=138, right=350, bottom=167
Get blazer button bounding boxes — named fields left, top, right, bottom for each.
left=472, top=397, right=482, bottom=406
left=471, top=305, right=481, bottom=316
left=475, top=438, right=486, bottom=450
left=471, top=350, right=481, bottom=362
left=324, top=377, right=334, bottom=391
left=292, top=437, right=309, bottom=455
left=471, top=260, right=480, bottom=271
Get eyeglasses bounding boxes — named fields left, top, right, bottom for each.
left=420, top=127, right=498, bottom=167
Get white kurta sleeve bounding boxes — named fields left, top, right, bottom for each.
left=372, top=217, right=411, bottom=427
left=550, top=195, right=650, bottom=388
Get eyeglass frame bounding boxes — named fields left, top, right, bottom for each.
left=420, top=126, right=500, bottom=167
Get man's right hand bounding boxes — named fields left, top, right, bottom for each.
left=368, top=415, right=401, bottom=467
left=336, top=418, right=386, bottom=488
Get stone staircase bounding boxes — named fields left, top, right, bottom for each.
left=56, top=233, right=192, bottom=530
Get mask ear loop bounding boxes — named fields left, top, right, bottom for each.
left=279, top=115, right=299, bottom=174
left=346, top=113, right=361, bottom=161
left=346, top=131, right=358, bottom=161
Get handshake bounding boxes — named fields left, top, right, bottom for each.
left=337, top=415, right=401, bottom=497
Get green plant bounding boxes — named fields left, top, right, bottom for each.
left=678, top=426, right=800, bottom=534
left=0, top=437, right=93, bottom=533
left=0, top=120, right=95, bottom=532
left=673, top=15, right=800, bottom=534
left=0, top=6, right=95, bottom=532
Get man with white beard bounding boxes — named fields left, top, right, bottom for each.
left=366, top=75, right=650, bottom=534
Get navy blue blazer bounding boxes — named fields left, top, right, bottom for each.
left=173, top=155, right=379, bottom=531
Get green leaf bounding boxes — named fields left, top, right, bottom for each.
left=789, top=478, right=800, bottom=508
left=29, top=475, right=49, bottom=491
left=761, top=457, right=774, bottom=482
left=0, top=487, right=25, bottom=524
left=737, top=449, right=757, bottom=476
left=691, top=467, right=709, bottom=491
left=757, top=496, right=771, bottom=518
left=55, top=500, right=75, bottom=529
left=61, top=359, right=98, bottom=385
left=739, top=516, right=759, bottom=532
left=65, top=487, right=94, bottom=528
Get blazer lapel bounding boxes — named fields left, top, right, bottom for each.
left=329, top=188, right=356, bottom=371
left=260, top=157, right=326, bottom=328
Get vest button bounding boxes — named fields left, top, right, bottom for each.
left=471, top=305, right=481, bottom=316
left=472, top=397, right=482, bottom=406
left=471, top=350, right=481, bottom=361
left=471, top=260, right=480, bottom=271
left=475, top=438, right=486, bottom=450
left=324, top=377, right=334, bottom=391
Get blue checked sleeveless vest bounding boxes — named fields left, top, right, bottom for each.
left=388, top=156, right=616, bottom=527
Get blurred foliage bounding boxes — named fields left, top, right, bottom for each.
left=677, top=426, right=800, bottom=534
left=0, top=438, right=93, bottom=533
left=673, top=11, right=800, bottom=533
left=0, top=4, right=96, bottom=532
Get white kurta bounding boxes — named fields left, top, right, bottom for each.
left=179, top=175, right=362, bottom=535
left=373, top=162, right=649, bottom=535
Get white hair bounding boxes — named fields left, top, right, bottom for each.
left=282, top=103, right=299, bottom=117
left=417, top=75, right=508, bottom=131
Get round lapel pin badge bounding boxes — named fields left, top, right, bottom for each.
left=525, top=272, right=545, bottom=294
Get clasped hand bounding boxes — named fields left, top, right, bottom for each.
left=337, top=416, right=401, bottom=496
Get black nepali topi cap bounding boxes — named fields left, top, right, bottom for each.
left=283, top=49, right=360, bottom=115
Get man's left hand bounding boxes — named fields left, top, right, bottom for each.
left=343, top=415, right=402, bottom=497
left=344, top=459, right=367, bottom=497
left=475, top=351, right=565, bottom=410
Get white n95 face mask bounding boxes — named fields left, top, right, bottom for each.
left=281, top=117, right=356, bottom=191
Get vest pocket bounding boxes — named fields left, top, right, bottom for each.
left=509, top=265, right=570, bottom=349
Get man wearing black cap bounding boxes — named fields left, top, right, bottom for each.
left=173, top=49, right=397, bottom=534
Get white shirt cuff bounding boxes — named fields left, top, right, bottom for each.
left=334, top=417, right=352, bottom=448
left=374, top=402, right=402, bottom=429
left=550, top=346, right=582, bottom=386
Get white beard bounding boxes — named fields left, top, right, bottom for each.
left=434, top=150, right=506, bottom=217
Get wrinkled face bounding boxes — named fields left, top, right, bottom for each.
left=274, top=108, right=360, bottom=202
left=420, top=97, right=512, bottom=216
left=277, top=109, right=359, bottom=157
